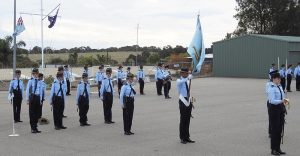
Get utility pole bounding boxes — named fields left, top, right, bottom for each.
left=136, top=24, right=139, bottom=66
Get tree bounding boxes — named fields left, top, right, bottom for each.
left=68, top=52, right=78, bottom=66
left=0, top=36, right=26, bottom=68
left=234, top=0, right=300, bottom=36
left=31, top=46, right=42, bottom=54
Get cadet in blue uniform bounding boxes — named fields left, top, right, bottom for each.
left=269, top=63, right=276, bottom=81
left=120, top=73, right=136, bottom=135
left=267, top=72, right=288, bottom=155
left=117, top=65, right=125, bottom=95
left=163, top=65, right=172, bottom=99
left=50, top=72, right=67, bottom=130
left=26, top=68, right=43, bottom=133
left=176, top=68, right=195, bottom=144
left=96, top=65, right=105, bottom=97
left=286, top=64, right=293, bottom=92
left=100, top=68, right=115, bottom=124
left=294, top=62, right=300, bottom=91
left=136, top=65, right=145, bottom=95
left=279, top=64, right=286, bottom=91
left=76, top=73, right=91, bottom=126
left=83, top=65, right=90, bottom=78
left=58, top=66, right=68, bottom=118
left=8, top=70, right=24, bottom=123
left=64, top=65, right=71, bottom=96
left=155, top=63, right=164, bottom=96
left=38, top=73, right=46, bottom=119
left=266, top=70, right=278, bottom=137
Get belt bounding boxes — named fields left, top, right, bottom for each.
left=125, top=96, right=134, bottom=98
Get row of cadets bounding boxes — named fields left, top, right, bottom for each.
left=117, top=65, right=126, bottom=95
left=120, top=73, right=136, bottom=135
left=76, top=73, right=91, bottom=126
left=100, top=68, right=115, bottom=124
left=136, top=65, right=145, bottom=95
left=64, top=65, right=71, bottom=96
left=26, top=68, right=43, bottom=133
left=155, top=63, right=164, bottom=96
left=8, top=70, right=24, bottom=123
left=49, top=72, right=67, bottom=130
left=163, top=65, right=172, bottom=99
left=96, top=65, right=105, bottom=97
left=176, top=67, right=195, bottom=144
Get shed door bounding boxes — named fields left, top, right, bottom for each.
left=289, top=51, right=300, bottom=65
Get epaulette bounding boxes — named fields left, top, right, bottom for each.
left=270, top=85, right=275, bottom=87
left=103, top=78, right=107, bottom=80
left=31, top=78, right=33, bottom=80
left=78, top=81, right=82, bottom=84
left=54, top=81, right=57, bottom=83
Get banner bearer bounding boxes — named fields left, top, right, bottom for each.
left=176, top=68, right=195, bottom=144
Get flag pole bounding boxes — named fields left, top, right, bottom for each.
left=13, top=0, right=17, bottom=78
left=9, top=95, right=19, bottom=137
left=277, top=57, right=280, bottom=70
left=41, top=0, right=44, bottom=72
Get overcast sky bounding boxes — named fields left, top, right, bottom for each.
left=0, top=0, right=238, bottom=50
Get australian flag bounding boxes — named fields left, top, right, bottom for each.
left=48, top=9, right=59, bottom=28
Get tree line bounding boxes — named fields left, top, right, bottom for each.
left=226, top=0, right=300, bottom=39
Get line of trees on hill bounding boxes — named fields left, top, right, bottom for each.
left=0, top=35, right=213, bottom=68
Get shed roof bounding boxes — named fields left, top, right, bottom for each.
left=213, top=34, right=300, bottom=44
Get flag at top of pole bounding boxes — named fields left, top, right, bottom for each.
left=48, top=8, right=59, bottom=28
left=13, top=17, right=25, bottom=36
left=187, top=15, right=206, bottom=74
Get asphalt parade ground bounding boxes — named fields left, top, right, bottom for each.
left=0, top=77, right=299, bottom=156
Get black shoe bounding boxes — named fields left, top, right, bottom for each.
left=55, top=127, right=61, bottom=130
left=60, top=126, right=67, bottom=129
left=80, top=123, right=85, bottom=126
left=109, top=121, right=115, bottom=124
left=129, top=131, right=134, bottom=135
left=36, top=129, right=41, bottom=133
left=158, top=94, right=162, bottom=96
left=63, top=115, right=67, bottom=118
left=84, top=123, right=91, bottom=126
left=66, top=93, right=71, bottom=96
left=165, top=96, right=171, bottom=99
left=181, top=139, right=187, bottom=144
left=271, top=150, right=280, bottom=155
left=15, top=120, right=23, bottom=123
left=186, top=138, right=195, bottom=143
left=277, top=149, right=286, bottom=155
left=105, top=121, right=111, bottom=124
left=124, top=132, right=131, bottom=135
left=31, top=129, right=38, bottom=133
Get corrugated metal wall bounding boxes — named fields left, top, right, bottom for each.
left=213, top=35, right=291, bottom=78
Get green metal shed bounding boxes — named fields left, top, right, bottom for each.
left=212, top=34, right=300, bottom=78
